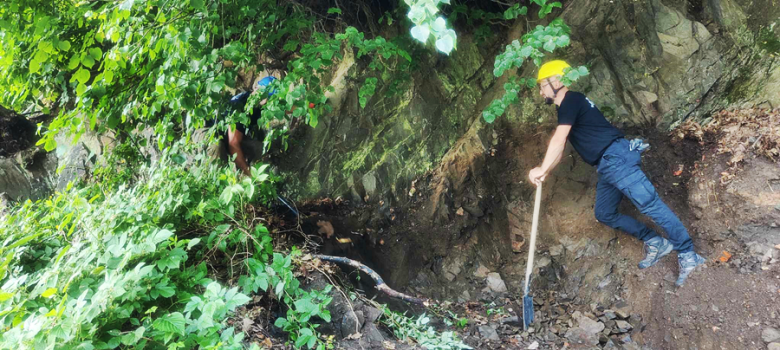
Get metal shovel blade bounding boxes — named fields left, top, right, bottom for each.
left=522, top=294, right=534, bottom=330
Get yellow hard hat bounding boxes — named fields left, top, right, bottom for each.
left=537, top=60, right=571, bottom=81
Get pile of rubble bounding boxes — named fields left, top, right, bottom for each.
left=461, top=293, right=646, bottom=349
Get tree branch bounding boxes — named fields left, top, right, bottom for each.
left=313, top=254, right=430, bottom=305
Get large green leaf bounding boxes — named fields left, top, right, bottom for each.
left=410, top=25, right=430, bottom=43
left=152, top=312, right=185, bottom=335
left=58, top=40, right=71, bottom=51
left=88, top=47, right=103, bottom=60
left=73, top=68, right=91, bottom=84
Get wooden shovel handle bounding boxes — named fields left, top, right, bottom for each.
left=523, top=183, right=542, bottom=295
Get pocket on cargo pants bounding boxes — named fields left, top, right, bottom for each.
left=625, top=178, right=658, bottom=209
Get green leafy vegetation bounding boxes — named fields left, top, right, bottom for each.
left=482, top=5, right=589, bottom=123
left=0, top=0, right=411, bottom=156
left=0, top=138, right=346, bottom=349
left=378, top=306, right=472, bottom=350
left=0, top=140, right=276, bottom=348
left=405, top=0, right=458, bottom=54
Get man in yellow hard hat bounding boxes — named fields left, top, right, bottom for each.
left=528, top=60, right=705, bottom=287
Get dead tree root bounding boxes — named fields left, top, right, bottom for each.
left=313, top=254, right=430, bottom=305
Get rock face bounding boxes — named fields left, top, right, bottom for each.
left=0, top=151, right=58, bottom=207
left=0, top=115, right=118, bottom=210
left=562, top=0, right=726, bottom=128
left=279, top=0, right=779, bottom=205
left=1, top=133, right=106, bottom=211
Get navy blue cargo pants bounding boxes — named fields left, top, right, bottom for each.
left=594, top=138, right=693, bottom=253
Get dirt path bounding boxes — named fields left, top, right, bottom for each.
left=631, top=260, right=780, bottom=350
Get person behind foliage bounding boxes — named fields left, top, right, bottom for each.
left=528, top=60, right=706, bottom=287
left=196, top=76, right=308, bottom=176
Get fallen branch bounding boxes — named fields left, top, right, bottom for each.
left=313, top=254, right=429, bottom=305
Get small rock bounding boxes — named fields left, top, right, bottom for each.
left=565, top=327, right=599, bottom=346
left=711, top=305, right=720, bottom=312
left=768, top=343, right=780, bottom=350
left=500, top=316, right=521, bottom=326
left=620, top=334, right=633, bottom=344
left=364, top=306, right=382, bottom=324
left=599, top=333, right=610, bottom=344
left=536, top=256, right=552, bottom=269
left=604, top=310, right=617, bottom=320
left=591, top=303, right=601, bottom=313
left=458, top=290, right=471, bottom=303
left=355, top=310, right=366, bottom=328
left=577, top=316, right=606, bottom=334
left=443, top=260, right=462, bottom=282
left=622, top=342, right=641, bottom=350
left=613, top=302, right=631, bottom=319
left=479, top=325, right=500, bottom=341
left=341, top=311, right=362, bottom=337
left=362, top=323, right=384, bottom=344
left=486, top=273, right=508, bottom=293
left=629, top=314, right=642, bottom=329
left=550, top=245, right=564, bottom=256
left=764, top=328, right=780, bottom=343
left=474, top=265, right=490, bottom=278
left=528, top=341, right=539, bottom=349
left=615, top=320, right=633, bottom=332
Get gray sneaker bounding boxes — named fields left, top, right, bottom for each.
left=676, top=251, right=706, bottom=287
left=638, top=236, right=673, bottom=269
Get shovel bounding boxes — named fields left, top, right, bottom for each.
left=522, top=182, right=542, bottom=330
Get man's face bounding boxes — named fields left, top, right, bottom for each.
left=538, top=79, right=558, bottom=100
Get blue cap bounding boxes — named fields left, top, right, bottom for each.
left=258, top=76, right=277, bottom=96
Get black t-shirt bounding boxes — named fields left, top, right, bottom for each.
left=557, top=91, right=624, bottom=165
left=227, top=91, right=262, bottom=136
left=206, top=91, right=262, bottom=138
